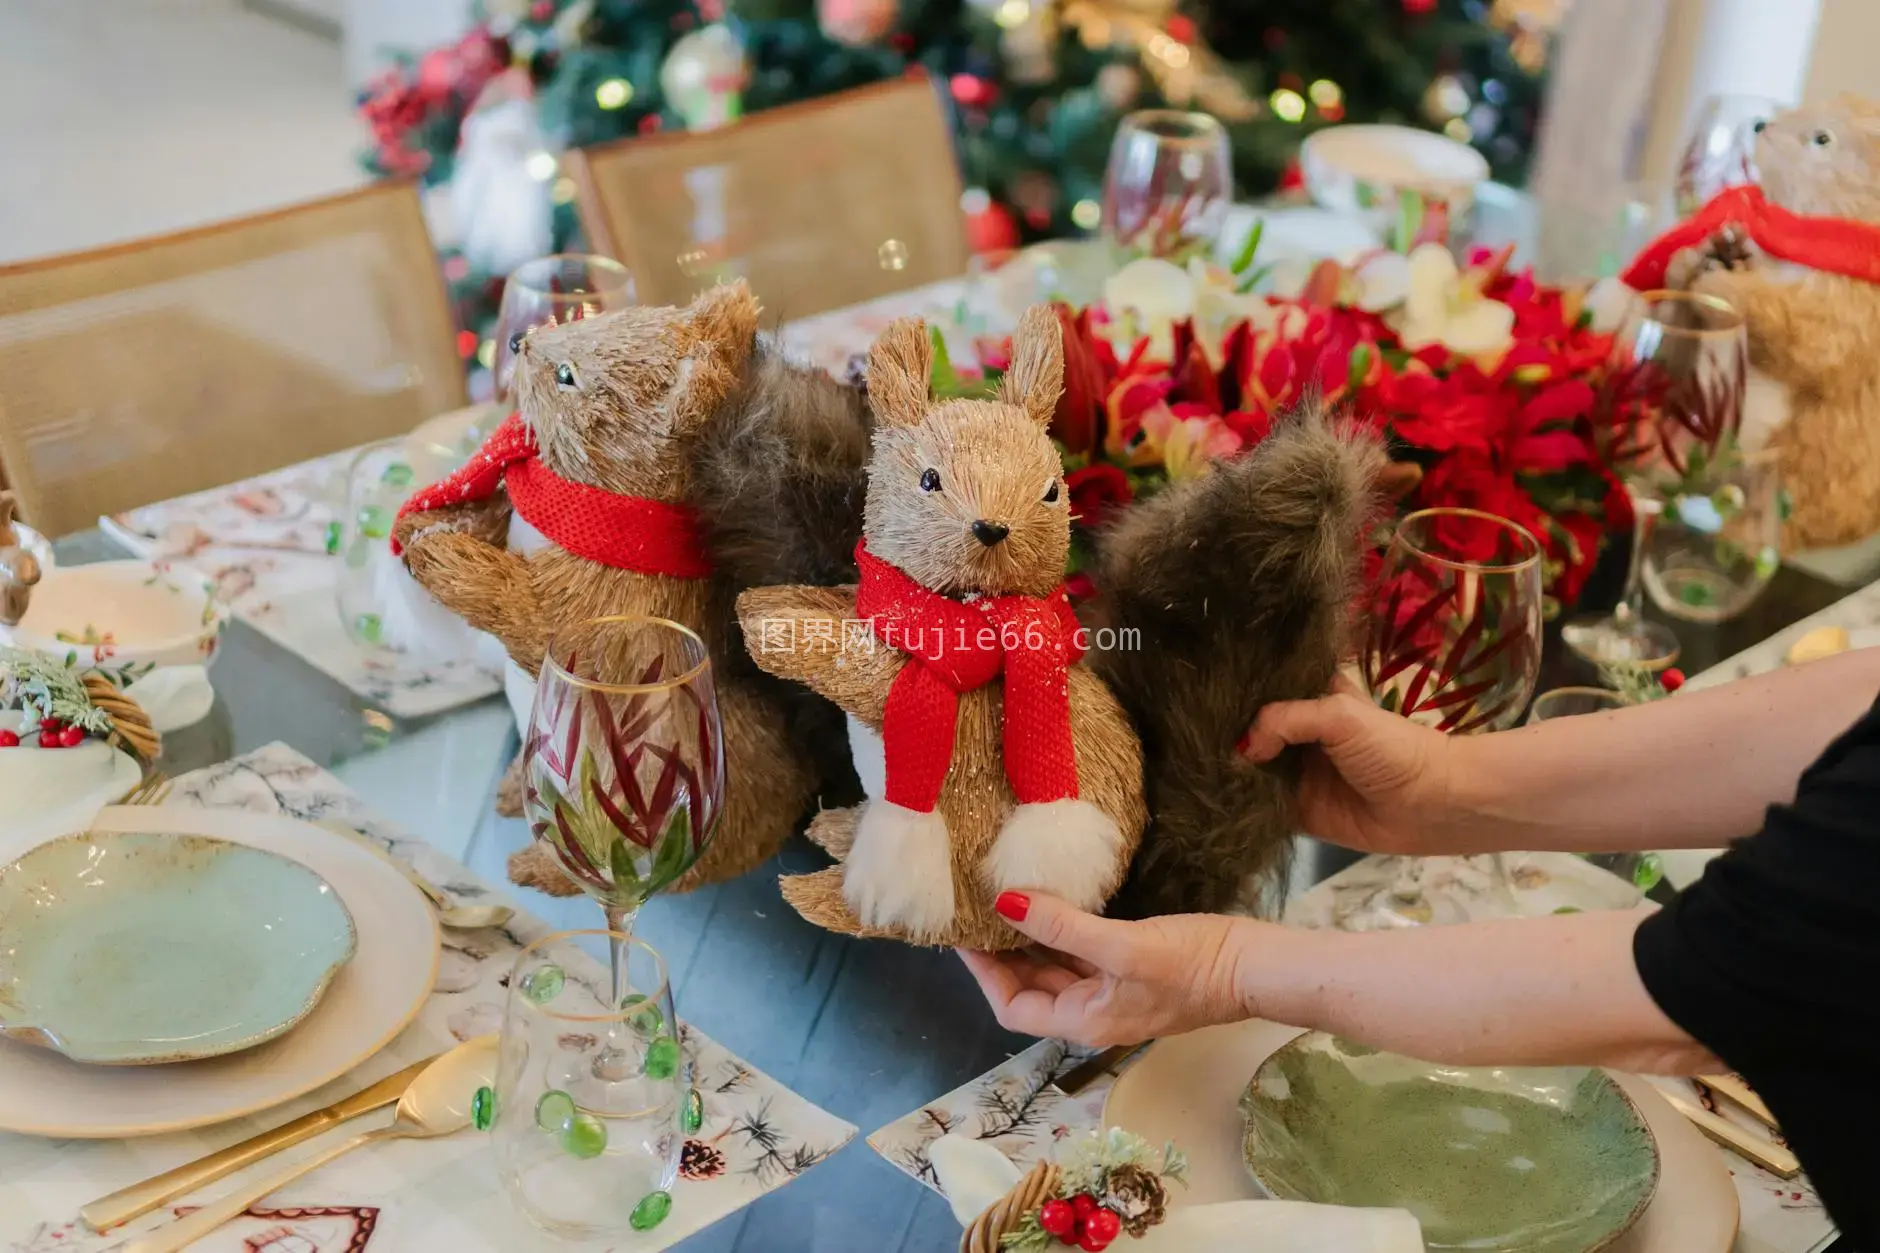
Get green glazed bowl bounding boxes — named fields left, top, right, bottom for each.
left=0, top=831, right=356, bottom=1065
left=1242, top=1032, right=1660, bottom=1253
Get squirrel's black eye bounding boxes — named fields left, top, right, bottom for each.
left=1751, top=119, right=1767, bottom=134
left=509, top=331, right=526, bottom=352
left=554, top=363, right=578, bottom=389
left=920, top=468, right=942, bottom=492
left=1812, top=129, right=1834, bottom=147
left=1043, top=479, right=1060, bottom=503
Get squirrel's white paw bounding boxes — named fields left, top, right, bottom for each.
left=986, top=799, right=1126, bottom=913
left=843, top=800, right=956, bottom=937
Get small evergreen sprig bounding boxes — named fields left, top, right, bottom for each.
left=0, top=646, right=113, bottom=734
left=1596, top=660, right=1685, bottom=706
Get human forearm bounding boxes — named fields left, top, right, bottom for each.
left=1238, top=911, right=1719, bottom=1074
left=1438, top=648, right=1880, bottom=854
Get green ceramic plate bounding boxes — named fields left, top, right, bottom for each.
left=0, top=831, right=357, bottom=1065
left=1242, top=1032, right=1660, bottom=1253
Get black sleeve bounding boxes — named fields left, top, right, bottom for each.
left=1633, top=701, right=1880, bottom=1250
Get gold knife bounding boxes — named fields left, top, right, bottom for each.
left=1698, top=1073, right=1778, bottom=1130
left=1660, top=1087, right=1801, bottom=1179
left=1051, top=1043, right=1145, bottom=1097
left=80, top=1053, right=441, bottom=1233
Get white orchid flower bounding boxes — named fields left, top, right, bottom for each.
left=1352, top=251, right=1412, bottom=312
left=1187, top=257, right=1277, bottom=341
left=1394, top=243, right=1515, bottom=357
left=1101, top=257, right=1194, bottom=359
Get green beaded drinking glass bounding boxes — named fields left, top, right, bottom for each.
left=493, top=930, right=685, bottom=1240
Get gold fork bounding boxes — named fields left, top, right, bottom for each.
left=115, top=772, right=172, bottom=806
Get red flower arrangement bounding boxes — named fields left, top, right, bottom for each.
left=961, top=247, right=1635, bottom=609
left=356, top=27, right=507, bottom=180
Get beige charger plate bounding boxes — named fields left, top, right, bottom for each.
left=0, top=806, right=440, bottom=1138
left=1103, top=1020, right=1739, bottom=1253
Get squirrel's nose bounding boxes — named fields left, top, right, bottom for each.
left=971, top=520, right=1010, bottom=547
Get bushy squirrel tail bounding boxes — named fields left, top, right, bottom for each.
left=1087, top=400, right=1386, bottom=917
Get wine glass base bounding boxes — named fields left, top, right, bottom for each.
left=1561, top=615, right=1681, bottom=669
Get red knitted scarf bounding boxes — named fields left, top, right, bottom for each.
left=1623, top=184, right=1880, bottom=290
left=854, top=541, right=1084, bottom=814
left=391, top=412, right=713, bottom=579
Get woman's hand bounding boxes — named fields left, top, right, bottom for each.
left=1239, top=676, right=1460, bottom=856
left=957, top=892, right=1264, bottom=1047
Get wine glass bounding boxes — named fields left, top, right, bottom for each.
left=1674, top=93, right=1784, bottom=216
left=494, top=930, right=684, bottom=1237
left=1359, top=507, right=1544, bottom=920
left=493, top=254, right=635, bottom=403
left=522, top=616, right=723, bottom=1051
left=1643, top=447, right=1781, bottom=623
left=1564, top=290, right=1748, bottom=668
left=1101, top=109, right=1232, bottom=261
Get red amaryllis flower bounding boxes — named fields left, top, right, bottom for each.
left=1050, top=304, right=1114, bottom=455
left=1065, top=463, right=1133, bottom=527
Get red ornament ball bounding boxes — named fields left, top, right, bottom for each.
left=0, top=730, right=19, bottom=748
left=949, top=73, right=997, bottom=108
left=39, top=730, right=62, bottom=749
left=964, top=199, right=1020, bottom=254
left=1069, top=1194, right=1100, bottom=1222
left=1078, top=1207, right=1122, bottom=1251
left=638, top=114, right=662, bottom=135
left=530, top=0, right=555, bottom=20
left=1164, top=14, right=1196, bottom=43
left=39, top=717, right=60, bottom=732
left=1661, top=667, right=1686, bottom=692
left=456, top=330, right=479, bottom=359
left=59, top=725, right=86, bottom=748
left=1038, top=1199, right=1077, bottom=1239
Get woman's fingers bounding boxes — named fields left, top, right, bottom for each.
left=1240, top=691, right=1371, bottom=763
left=994, top=892, right=1140, bottom=974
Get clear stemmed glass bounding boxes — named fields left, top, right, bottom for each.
left=494, top=930, right=684, bottom=1238
left=1642, top=447, right=1782, bottom=623
left=493, top=254, right=635, bottom=403
left=1565, top=290, right=1748, bottom=668
left=1674, top=93, right=1784, bottom=215
left=1100, top=109, right=1233, bottom=261
left=522, top=616, right=722, bottom=1068
left=1360, top=507, right=1545, bottom=919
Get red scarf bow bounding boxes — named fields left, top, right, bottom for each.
left=1623, top=184, right=1880, bottom=290
left=391, top=413, right=712, bottom=579
left=854, top=541, right=1085, bottom=815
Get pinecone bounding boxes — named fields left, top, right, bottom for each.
left=1102, top=1162, right=1168, bottom=1237
left=680, top=1139, right=726, bottom=1180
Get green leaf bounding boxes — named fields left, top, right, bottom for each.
left=1346, top=343, right=1373, bottom=393
left=648, top=807, right=694, bottom=890
left=609, top=837, right=643, bottom=898
left=928, top=323, right=960, bottom=394
left=1390, top=190, right=1424, bottom=254
left=1227, top=217, right=1264, bottom=276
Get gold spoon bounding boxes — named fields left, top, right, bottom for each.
left=122, top=1035, right=497, bottom=1253
left=314, top=819, right=515, bottom=929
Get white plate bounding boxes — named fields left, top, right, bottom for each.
left=1105, top=1020, right=1739, bottom=1253
left=0, top=806, right=439, bottom=1138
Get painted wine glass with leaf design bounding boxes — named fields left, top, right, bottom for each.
left=523, top=615, right=722, bottom=1063
left=1564, top=289, right=1748, bottom=667
left=1359, top=507, right=1544, bottom=920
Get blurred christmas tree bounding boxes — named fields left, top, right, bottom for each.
left=358, top=0, right=1558, bottom=390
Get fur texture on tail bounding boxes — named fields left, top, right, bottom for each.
left=688, top=338, right=874, bottom=809
left=1087, top=402, right=1386, bottom=917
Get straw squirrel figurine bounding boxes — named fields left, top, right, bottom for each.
left=393, top=283, right=869, bottom=893
left=1668, top=94, right=1880, bottom=551
left=0, top=493, right=40, bottom=627
left=738, top=307, right=1149, bottom=948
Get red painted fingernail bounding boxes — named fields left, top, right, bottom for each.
left=995, top=891, right=1030, bottom=922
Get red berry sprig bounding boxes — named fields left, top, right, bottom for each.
left=1038, top=1200, right=1076, bottom=1241
left=59, top=725, right=86, bottom=748
left=1660, top=667, right=1685, bottom=692
left=1078, top=1208, right=1122, bottom=1251
left=0, top=729, right=19, bottom=748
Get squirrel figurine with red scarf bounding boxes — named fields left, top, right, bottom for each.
left=737, top=307, right=1149, bottom=948
left=393, top=283, right=870, bottom=893
left=1629, top=94, right=1880, bottom=551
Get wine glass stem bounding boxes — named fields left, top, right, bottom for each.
left=603, top=904, right=638, bottom=1006
left=1615, top=489, right=1657, bottom=629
